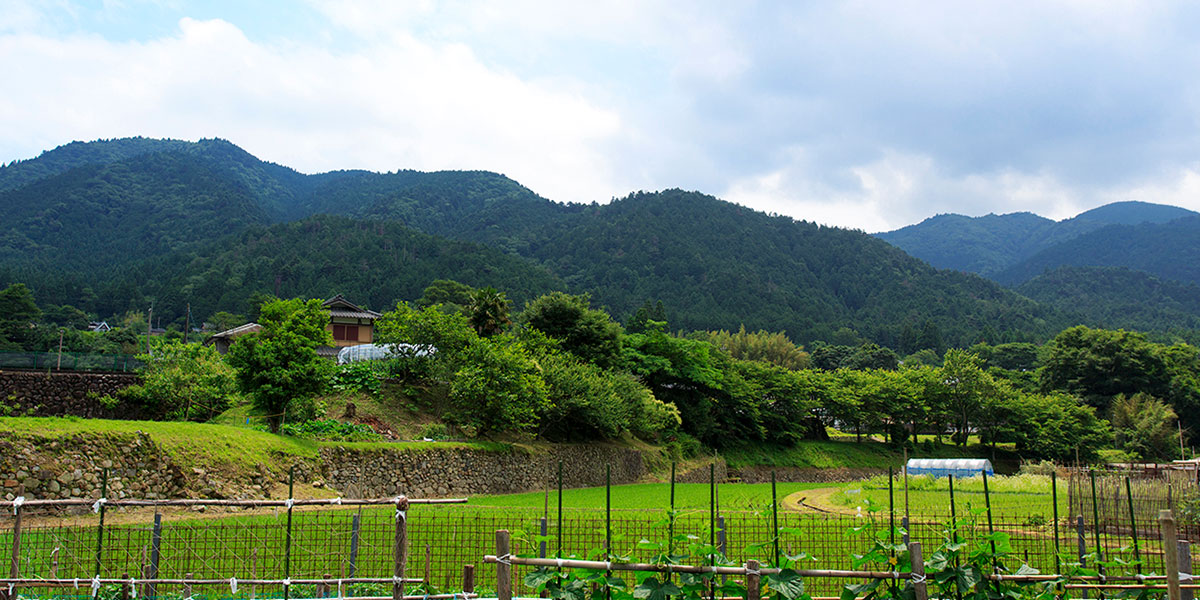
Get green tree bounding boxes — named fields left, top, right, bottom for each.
left=468, top=286, right=511, bottom=337
left=1111, top=393, right=1180, bottom=461
left=993, top=391, right=1110, bottom=462
left=119, top=341, right=239, bottom=421
left=374, top=301, right=479, bottom=377
left=447, top=335, right=547, bottom=435
left=519, top=292, right=623, bottom=368
left=1039, top=326, right=1167, bottom=409
left=226, top=298, right=334, bottom=432
left=939, top=349, right=997, bottom=446
left=0, top=283, right=41, bottom=350
left=417, top=279, right=476, bottom=312
left=697, top=326, right=810, bottom=370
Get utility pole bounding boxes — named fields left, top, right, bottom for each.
left=184, top=303, right=190, bottom=344
left=147, top=305, right=153, bottom=355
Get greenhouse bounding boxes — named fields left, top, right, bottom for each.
left=336, top=343, right=435, bottom=364
left=905, top=458, right=993, bottom=478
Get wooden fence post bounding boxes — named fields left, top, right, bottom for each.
left=393, top=495, right=409, bottom=600
left=424, top=544, right=432, bottom=590
left=6, top=490, right=23, bottom=600
left=349, top=511, right=361, bottom=578
left=147, top=512, right=162, bottom=600
left=463, top=564, right=475, bottom=594
left=746, top=560, right=761, bottom=600
left=120, top=572, right=129, bottom=600
left=318, top=574, right=331, bottom=598
left=908, top=541, right=928, bottom=600
left=497, top=530, right=512, bottom=600
left=1179, top=541, right=1193, bottom=600
left=184, top=572, right=193, bottom=600
left=1161, top=510, right=1181, bottom=600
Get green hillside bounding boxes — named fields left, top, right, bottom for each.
left=512, top=190, right=1061, bottom=347
left=876, top=201, right=1199, bottom=278
left=996, top=216, right=1200, bottom=286
left=1017, top=266, right=1200, bottom=335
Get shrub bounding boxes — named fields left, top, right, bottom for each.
left=276, top=419, right=381, bottom=442
left=331, top=361, right=383, bottom=396
left=119, top=340, right=239, bottom=421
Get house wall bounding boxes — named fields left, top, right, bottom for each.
left=327, top=317, right=375, bottom=347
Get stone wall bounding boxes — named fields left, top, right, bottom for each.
left=0, top=370, right=145, bottom=418
left=0, top=430, right=187, bottom=502
left=321, top=443, right=647, bottom=498
left=732, top=465, right=886, bottom=483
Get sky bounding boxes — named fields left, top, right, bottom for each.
left=3, top=1, right=1200, bottom=233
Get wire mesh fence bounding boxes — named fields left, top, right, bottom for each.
left=6, top=501, right=1196, bottom=599
left=0, top=351, right=141, bottom=373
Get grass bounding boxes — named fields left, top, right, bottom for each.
left=0, top=416, right=518, bottom=481
left=828, top=473, right=1067, bottom=520
left=469, top=481, right=835, bottom=511
left=720, top=438, right=1019, bottom=471
left=0, top=416, right=319, bottom=473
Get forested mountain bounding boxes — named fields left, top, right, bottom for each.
left=287, top=169, right=584, bottom=251
left=876, top=201, right=1198, bottom=277
left=511, top=189, right=1061, bottom=348
left=0, top=149, right=271, bottom=271
left=0, top=135, right=1169, bottom=350
left=995, top=216, right=1200, bottom=286
left=1017, top=266, right=1200, bottom=336
left=0, top=215, right=567, bottom=324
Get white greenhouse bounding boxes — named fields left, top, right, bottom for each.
left=336, top=343, right=436, bottom=364
left=905, top=458, right=994, bottom=478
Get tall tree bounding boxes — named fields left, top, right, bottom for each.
left=468, top=286, right=511, bottom=337
left=226, top=298, right=333, bottom=432
left=0, top=283, right=41, bottom=350
left=519, top=292, right=623, bottom=368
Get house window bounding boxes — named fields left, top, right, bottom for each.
left=333, top=324, right=359, bottom=342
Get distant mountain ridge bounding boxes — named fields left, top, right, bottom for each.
left=876, top=201, right=1199, bottom=278
left=3, top=135, right=1187, bottom=349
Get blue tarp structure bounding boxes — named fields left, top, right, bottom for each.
left=906, top=458, right=993, bottom=478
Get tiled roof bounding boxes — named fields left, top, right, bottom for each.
left=209, top=322, right=262, bottom=339
left=323, top=294, right=381, bottom=320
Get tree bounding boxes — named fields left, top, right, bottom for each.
left=519, top=292, right=623, bottom=368
left=1111, top=393, right=1179, bottom=461
left=938, top=349, right=997, bottom=446
left=697, top=326, right=810, bottom=370
left=0, top=283, right=41, bottom=350
left=206, top=311, right=245, bottom=333
left=226, top=298, right=334, bottom=432
left=417, top=279, right=476, bottom=312
left=446, top=335, right=547, bottom=435
left=997, top=391, right=1110, bottom=462
left=1039, top=326, right=1167, bottom=410
left=374, top=301, right=479, bottom=377
left=119, top=341, right=239, bottom=421
left=468, top=286, right=511, bottom=337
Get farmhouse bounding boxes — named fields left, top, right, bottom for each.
left=206, top=295, right=381, bottom=358
left=318, top=294, right=383, bottom=359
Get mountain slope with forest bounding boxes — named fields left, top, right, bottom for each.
left=1017, top=266, right=1200, bottom=335
left=876, top=201, right=1198, bottom=277
left=995, top=216, right=1200, bottom=286
left=3, top=136, right=1178, bottom=350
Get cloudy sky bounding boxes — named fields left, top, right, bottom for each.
left=3, top=1, right=1200, bottom=232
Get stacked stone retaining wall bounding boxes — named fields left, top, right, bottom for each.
left=321, top=444, right=646, bottom=498
left=0, top=370, right=145, bottom=418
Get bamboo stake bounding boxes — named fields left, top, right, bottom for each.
left=908, top=542, right=927, bottom=600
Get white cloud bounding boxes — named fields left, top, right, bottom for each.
left=5, top=0, right=1200, bottom=230
left=0, top=13, right=625, bottom=203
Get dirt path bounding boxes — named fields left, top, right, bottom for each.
left=781, top=487, right=856, bottom=515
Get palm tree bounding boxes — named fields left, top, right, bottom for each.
left=468, top=287, right=511, bottom=337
